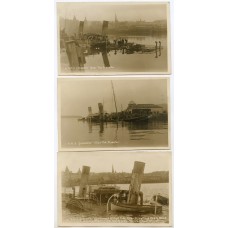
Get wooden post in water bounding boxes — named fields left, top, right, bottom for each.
left=78, top=166, right=90, bottom=198
left=127, top=161, right=145, bottom=205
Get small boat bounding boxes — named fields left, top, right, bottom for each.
left=110, top=202, right=162, bottom=214
left=153, top=194, right=169, bottom=205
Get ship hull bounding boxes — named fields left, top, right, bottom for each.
left=110, top=202, right=162, bottom=214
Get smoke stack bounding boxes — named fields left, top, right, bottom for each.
left=78, top=166, right=90, bottom=197
left=78, top=21, right=84, bottom=38
left=88, top=107, right=92, bottom=115
left=102, top=20, right=109, bottom=36
left=98, top=103, right=104, bottom=114
left=98, top=103, right=104, bottom=121
left=127, top=161, right=145, bottom=205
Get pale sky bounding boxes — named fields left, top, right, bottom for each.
left=59, top=78, right=168, bottom=117
left=57, top=2, right=168, bottom=22
left=58, top=151, right=170, bottom=173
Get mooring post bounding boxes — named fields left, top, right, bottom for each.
left=127, top=161, right=145, bottom=205
left=78, top=166, right=90, bottom=198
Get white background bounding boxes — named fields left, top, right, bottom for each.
left=0, top=0, right=228, bottom=228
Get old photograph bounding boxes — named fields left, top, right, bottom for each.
left=58, top=78, right=170, bottom=150
left=57, top=2, right=170, bottom=75
left=58, top=151, right=172, bottom=226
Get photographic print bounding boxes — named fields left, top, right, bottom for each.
left=58, top=78, right=170, bottom=150
left=57, top=2, right=170, bottom=75
left=58, top=151, right=172, bottom=226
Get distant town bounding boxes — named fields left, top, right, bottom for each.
left=59, top=15, right=167, bottom=37
left=62, top=166, right=169, bottom=187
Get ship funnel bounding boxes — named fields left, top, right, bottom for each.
left=102, top=20, right=109, bottom=36
left=78, top=166, right=90, bottom=197
left=88, top=107, right=92, bottom=115
left=127, top=161, right=145, bottom=205
left=98, top=103, right=104, bottom=114
left=78, top=21, right=84, bottom=38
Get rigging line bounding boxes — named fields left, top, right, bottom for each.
left=111, top=80, right=118, bottom=122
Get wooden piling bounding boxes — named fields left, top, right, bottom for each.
left=127, top=161, right=145, bottom=205
left=78, top=166, right=90, bottom=198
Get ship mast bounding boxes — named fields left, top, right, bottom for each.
left=111, top=81, right=118, bottom=122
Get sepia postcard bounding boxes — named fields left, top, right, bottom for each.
left=57, top=2, right=171, bottom=75
left=58, top=151, right=172, bottom=226
left=58, top=77, right=170, bottom=151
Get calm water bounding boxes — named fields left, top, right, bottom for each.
left=61, top=117, right=168, bottom=148
left=60, top=36, right=168, bottom=74
left=62, top=183, right=169, bottom=224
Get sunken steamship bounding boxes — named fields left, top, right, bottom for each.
left=60, top=17, right=164, bottom=70
left=77, top=81, right=168, bottom=123
left=62, top=161, right=168, bottom=214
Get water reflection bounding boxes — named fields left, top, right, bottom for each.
left=88, top=121, right=92, bottom=133
left=101, top=51, right=110, bottom=67
left=62, top=36, right=165, bottom=72
left=87, top=120, right=167, bottom=134
left=61, top=117, right=168, bottom=148
left=99, top=122, right=104, bottom=135
left=65, top=41, right=86, bottom=69
left=128, top=121, right=167, bottom=131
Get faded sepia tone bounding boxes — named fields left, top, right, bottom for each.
left=57, top=2, right=170, bottom=75
left=58, top=151, right=172, bottom=226
left=58, top=78, right=170, bottom=150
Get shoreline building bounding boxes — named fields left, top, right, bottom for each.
left=126, top=101, right=164, bottom=115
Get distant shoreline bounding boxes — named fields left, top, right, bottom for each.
left=62, top=171, right=169, bottom=187
left=61, top=115, right=81, bottom=118
left=62, top=180, right=169, bottom=188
